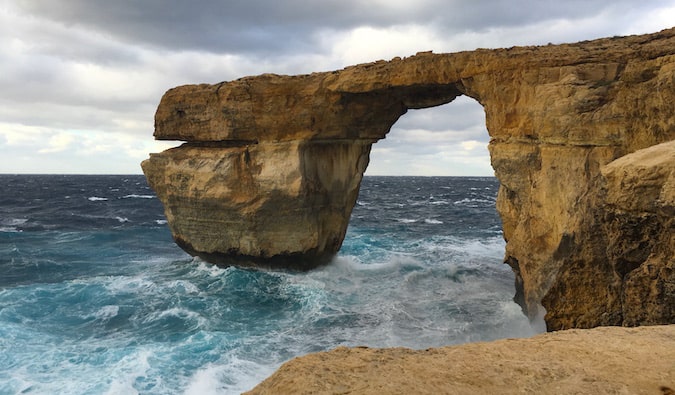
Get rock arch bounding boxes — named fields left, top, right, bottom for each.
left=142, top=28, right=675, bottom=329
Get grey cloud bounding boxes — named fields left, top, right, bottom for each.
left=0, top=100, right=154, bottom=136
left=15, top=0, right=371, bottom=53
left=15, top=0, right=671, bottom=55
left=396, top=97, right=486, bottom=133
left=4, top=0, right=672, bottom=176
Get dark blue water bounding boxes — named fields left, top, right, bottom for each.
left=0, top=175, right=541, bottom=394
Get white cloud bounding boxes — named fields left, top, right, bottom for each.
left=0, top=122, right=180, bottom=174
left=38, top=133, right=75, bottom=154
left=362, top=95, right=492, bottom=176
left=323, top=24, right=444, bottom=66
left=461, top=140, right=482, bottom=151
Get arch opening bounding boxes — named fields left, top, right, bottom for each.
left=337, top=96, right=545, bottom=345
left=366, top=96, right=492, bottom=177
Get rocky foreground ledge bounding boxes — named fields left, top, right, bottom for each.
left=245, top=325, right=675, bottom=395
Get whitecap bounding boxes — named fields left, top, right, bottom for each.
left=143, top=307, right=207, bottom=328
left=104, top=276, right=156, bottom=294
left=184, top=364, right=226, bottom=395
left=155, top=219, right=168, bottom=225
left=115, top=217, right=129, bottom=223
left=104, top=350, right=152, bottom=395
left=166, top=279, right=199, bottom=294
left=424, top=219, right=443, bottom=224
left=122, top=194, right=155, bottom=199
left=0, top=226, right=22, bottom=233
left=396, top=218, right=417, bottom=223
left=94, top=305, right=119, bottom=320
left=0, top=218, right=28, bottom=232
left=193, top=260, right=231, bottom=277
left=453, top=197, right=495, bottom=206
left=88, top=196, right=108, bottom=201
left=185, top=358, right=276, bottom=395
left=330, top=254, right=421, bottom=274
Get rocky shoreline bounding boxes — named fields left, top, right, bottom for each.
left=245, top=325, right=675, bottom=394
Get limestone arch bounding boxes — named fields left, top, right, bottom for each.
left=143, top=28, right=675, bottom=329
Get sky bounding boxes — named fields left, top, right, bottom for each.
left=1, top=1, right=673, bottom=176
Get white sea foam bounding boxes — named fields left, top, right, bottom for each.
left=330, top=254, right=421, bottom=274
left=155, top=219, right=168, bottom=225
left=184, top=364, right=226, bottom=395
left=123, top=194, right=156, bottom=199
left=166, top=279, right=200, bottom=294
left=184, top=358, right=276, bottom=395
left=95, top=305, right=120, bottom=320
left=104, top=276, right=157, bottom=294
left=104, top=350, right=152, bottom=395
left=453, top=197, right=496, bottom=206
left=115, top=216, right=129, bottom=223
left=193, top=259, right=231, bottom=277
left=0, top=226, right=22, bottom=233
left=396, top=218, right=417, bottom=223
left=145, top=307, right=207, bottom=327
left=88, top=196, right=108, bottom=201
left=424, top=218, right=443, bottom=224
left=416, top=236, right=506, bottom=265
left=0, top=218, right=27, bottom=232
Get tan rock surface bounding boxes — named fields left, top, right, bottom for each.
left=142, top=28, right=675, bottom=327
left=600, top=141, right=675, bottom=327
left=245, top=325, right=675, bottom=395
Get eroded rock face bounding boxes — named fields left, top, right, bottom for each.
left=142, top=141, right=371, bottom=268
left=142, top=28, right=675, bottom=328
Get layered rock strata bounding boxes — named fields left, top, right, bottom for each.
left=142, top=28, right=675, bottom=328
left=244, top=325, right=675, bottom=395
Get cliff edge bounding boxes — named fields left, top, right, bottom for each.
left=142, top=28, right=675, bottom=329
left=244, top=325, right=675, bottom=395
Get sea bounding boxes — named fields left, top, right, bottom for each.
left=0, top=174, right=543, bottom=394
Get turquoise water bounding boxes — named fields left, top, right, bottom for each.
left=0, top=175, right=540, bottom=394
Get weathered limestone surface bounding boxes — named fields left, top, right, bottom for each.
left=142, top=28, right=675, bottom=328
left=599, top=141, right=675, bottom=326
left=245, top=325, right=675, bottom=395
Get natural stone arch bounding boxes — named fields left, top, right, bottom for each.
left=142, top=28, right=675, bottom=330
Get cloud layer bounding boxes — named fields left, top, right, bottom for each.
left=1, top=0, right=673, bottom=175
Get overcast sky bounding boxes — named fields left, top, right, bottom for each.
left=1, top=1, right=673, bottom=176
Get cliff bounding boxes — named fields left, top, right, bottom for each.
left=244, top=325, right=675, bottom=395
left=142, top=27, right=675, bottom=329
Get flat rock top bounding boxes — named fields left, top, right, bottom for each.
left=246, top=325, right=675, bottom=395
